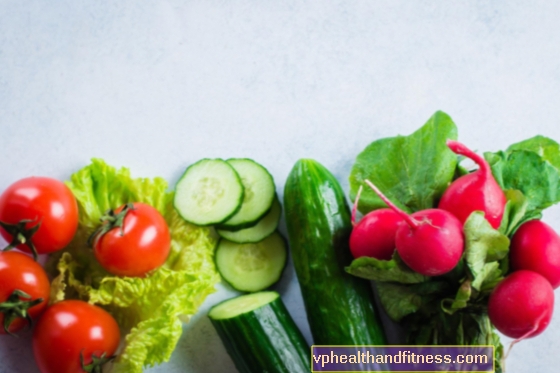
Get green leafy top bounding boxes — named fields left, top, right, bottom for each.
left=346, top=112, right=560, bottom=373
left=349, top=110, right=458, bottom=213
left=46, top=159, right=220, bottom=373
left=507, top=135, right=560, bottom=170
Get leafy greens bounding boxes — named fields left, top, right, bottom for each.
left=346, top=112, right=560, bottom=373
left=349, top=110, right=458, bottom=214
left=47, top=159, right=220, bottom=373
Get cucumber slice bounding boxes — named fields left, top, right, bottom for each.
left=173, top=159, right=244, bottom=226
left=217, top=196, right=281, bottom=243
left=209, top=291, right=310, bottom=373
left=216, top=232, right=287, bottom=292
left=218, top=159, right=275, bottom=230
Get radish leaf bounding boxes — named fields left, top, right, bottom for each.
left=349, top=111, right=458, bottom=214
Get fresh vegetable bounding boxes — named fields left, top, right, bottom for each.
left=365, top=180, right=464, bottom=276
left=350, top=207, right=403, bottom=260
left=33, top=300, right=120, bottom=373
left=209, top=291, right=310, bottom=373
left=218, top=158, right=276, bottom=230
left=438, top=140, right=507, bottom=229
left=509, top=220, right=560, bottom=288
left=217, top=196, right=282, bottom=243
left=215, top=232, right=287, bottom=292
left=484, top=135, right=560, bottom=228
left=349, top=186, right=404, bottom=260
left=173, top=158, right=244, bottom=226
left=488, top=270, right=554, bottom=339
left=346, top=112, right=518, bottom=372
left=0, top=251, right=50, bottom=335
left=0, top=177, right=78, bottom=259
left=284, top=159, right=386, bottom=345
left=46, top=159, right=219, bottom=373
left=349, top=111, right=458, bottom=214
left=91, top=202, right=171, bottom=277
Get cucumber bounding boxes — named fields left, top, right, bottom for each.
left=215, top=232, right=287, bottom=292
left=217, top=196, right=281, bottom=243
left=173, top=159, right=244, bottom=226
left=218, top=159, right=275, bottom=230
left=283, top=159, right=387, bottom=345
left=209, top=291, right=310, bottom=373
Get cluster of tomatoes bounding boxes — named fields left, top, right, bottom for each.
left=0, top=176, right=172, bottom=373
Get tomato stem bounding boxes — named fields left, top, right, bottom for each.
left=0, top=219, right=41, bottom=261
left=80, top=350, right=116, bottom=373
left=0, top=289, right=43, bottom=336
left=88, top=203, right=135, bottom=248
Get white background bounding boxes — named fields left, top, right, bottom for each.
left=1, top=1, right=559, bottom=372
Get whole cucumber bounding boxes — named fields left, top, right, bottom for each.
left=284, top=159, right=387, bottom=345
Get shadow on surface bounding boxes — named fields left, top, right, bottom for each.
left=172, top=312, right=238, bottom=373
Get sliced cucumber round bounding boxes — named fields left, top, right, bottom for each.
left=218, top=159, right=275, bottom=230
left=173, top=159, right=244, bottom=226
left=216, top=232, right=287, bottom=292
left=217, top=196, right=281, bottom=243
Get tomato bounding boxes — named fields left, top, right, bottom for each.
left=0, top=177, right=79, bottom=258
left=0, top=251, right=50, bottom=334
left=92, top=202, right=171, bottom=277
left=33, top=300, right=121, bottom=373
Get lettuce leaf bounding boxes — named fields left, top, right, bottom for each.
left=349, top=111, right=458, bottom=214
left=47, top=159, right=220, bottom=373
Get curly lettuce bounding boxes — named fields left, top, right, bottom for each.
left=47, top=159, right=220, bottom=373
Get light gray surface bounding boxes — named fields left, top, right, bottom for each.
left=1, top=1, right=559, bottom=372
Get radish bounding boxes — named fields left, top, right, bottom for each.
left=488, top=270, right=554, bottom=340
left=438, top=140, right=506, bottom=229
left=364, top=180, right=464, bottom=276
left=510, top=220, right=560, bottom=289
left=349, top=186, right=404, bottom=260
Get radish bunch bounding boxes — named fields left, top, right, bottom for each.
left=350, top=139, right=559, bottom=341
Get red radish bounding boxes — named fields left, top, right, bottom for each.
left=349, top=186, right=404, bottom=260
left=510, top=220, right=560, bottom=289
left=438, top=140, right=506, bottom=229
left=488, top=270, right=554, bottom=339
left=364, top=180, right=464, bottom=276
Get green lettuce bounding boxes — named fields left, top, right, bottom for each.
left=349, top=111, right=458, bottom=214
left=47, top=159, right=220, bottom=373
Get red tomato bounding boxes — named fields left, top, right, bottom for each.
left=92, top=202, right=171, bottom=277
left=0, top=251, right=50, bottom=334
left=0, top=177, right=79, bottom=257
left=33, top=300, right=121, bottom=373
